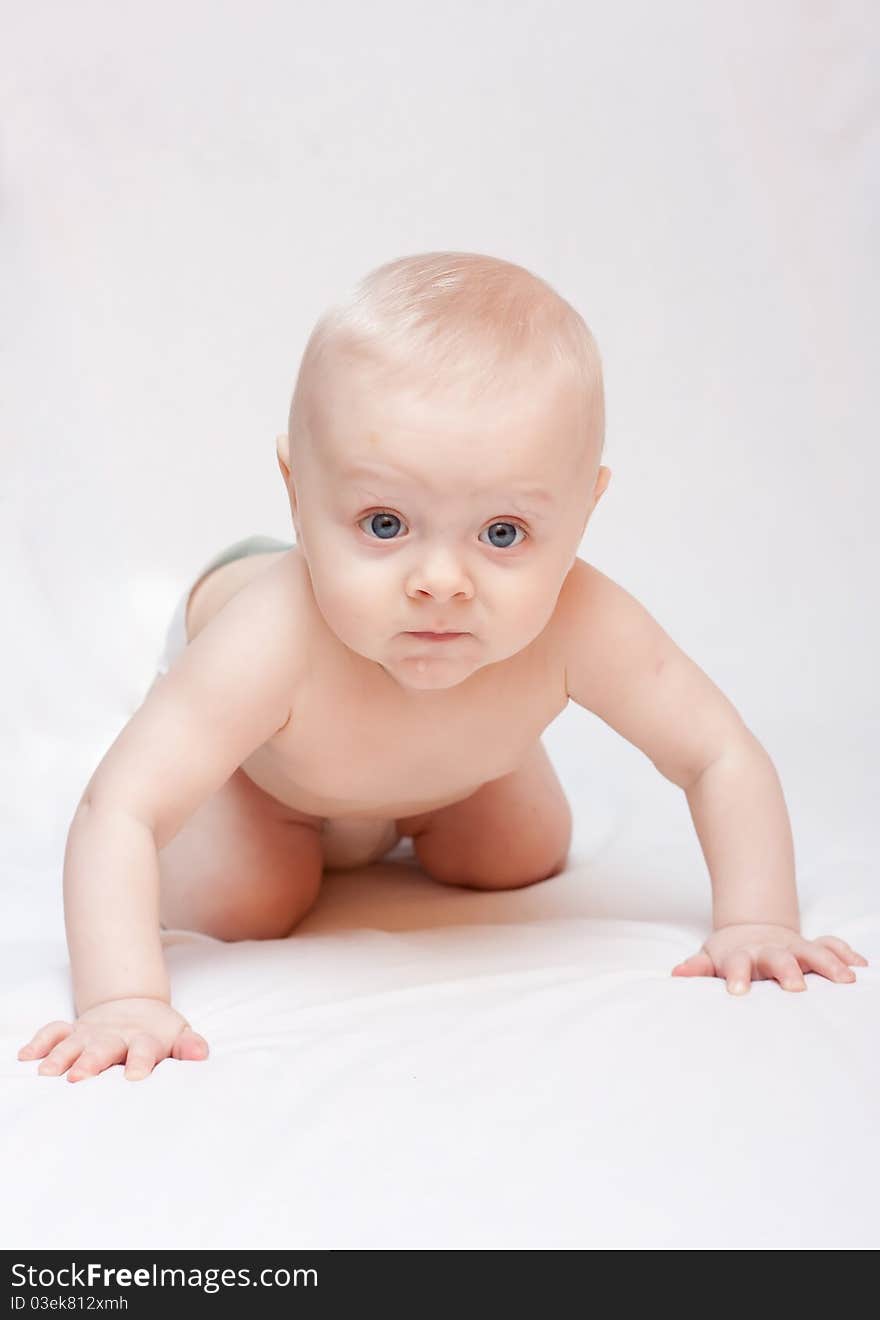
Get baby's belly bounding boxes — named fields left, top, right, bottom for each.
left=240, top=751, right=486, bottom=822
left=238, top=747, right=494, bottom=871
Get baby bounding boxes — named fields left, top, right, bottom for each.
left=18, top=251, right=867, bottom=1083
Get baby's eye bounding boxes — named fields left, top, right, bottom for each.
left=478, top=521, right=527, bottom=549
left=358, top=511, right=408, bottom=540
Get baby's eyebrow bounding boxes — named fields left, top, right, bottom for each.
left=342, top=463, right=556, bottom=514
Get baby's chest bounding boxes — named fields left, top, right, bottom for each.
left=268, top=664, right=567, bottom=806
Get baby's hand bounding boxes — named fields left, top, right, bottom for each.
left=17, top=998, right=209, bottom=1082
left=671, top=924, right=869, bottom=995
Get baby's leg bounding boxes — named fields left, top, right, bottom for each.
left=396, top=739, right=572, bottom=890
left=158, top=764, right=325, bottom=941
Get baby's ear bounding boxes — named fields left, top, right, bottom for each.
left=276, top=433, right=291, bottom=483
left=594, top=466, right=612, bottom=505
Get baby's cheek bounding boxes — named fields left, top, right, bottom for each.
left=511, top=589, right=560, bottom=644
left=312, top=570, right=375, bottom=635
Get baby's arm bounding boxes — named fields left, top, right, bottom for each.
left=19, top=566, right=301, bottom=1078
left=560, top=561, right=867, bottom=992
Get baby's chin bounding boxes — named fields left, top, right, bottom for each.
left=340, top=624, right=538, bottom=692
left=369, top=631, right=536, bottom=692
left=381, top=659, right=480, bottom=693
left=362, top=638, right=489, bottom=693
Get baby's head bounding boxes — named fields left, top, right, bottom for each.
left=277, top=252, right=611, bottom=694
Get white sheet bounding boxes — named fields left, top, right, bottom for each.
left=3, top=714, right=877, bottom=1249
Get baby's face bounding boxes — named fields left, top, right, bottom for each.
left=282, top=358, right=608, bottom=694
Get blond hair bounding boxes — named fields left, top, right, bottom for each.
left=288, top=251, right=605, bottom=457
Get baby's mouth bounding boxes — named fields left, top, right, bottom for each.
left=405, top=631, right=468, bottom=642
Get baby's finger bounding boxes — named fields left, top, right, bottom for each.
left=18, top=1021, right=74, bottom=1060
left=171, top=1028, right=210, bottom=1062
left=124, top=1035, right=161, bottom=1081
left=38, top=1035, right=89, bottom=1077
left=814, top=936, right=869, bottom=967
left=755, top=947, right=806, bottom=991
left=671, top=951, right=714, bottom=977
left=67, top=1036, right=128, bottom=1084
left=724, top=950, right=754, bottom=995
left=793, top=941, right=855, bottom=984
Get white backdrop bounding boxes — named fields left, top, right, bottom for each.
left=2, top=1, right=878, bottom=1251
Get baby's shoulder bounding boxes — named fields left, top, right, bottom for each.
left=554, top=555, right=606, bottom=623
left=254, top=543, right=315, bottom=638
left=187, top=543, right=314, bottom=674
left=553, top=556, right=650, bottom=654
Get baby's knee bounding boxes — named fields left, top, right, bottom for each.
left=199, top=882, right=321, bottom=941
